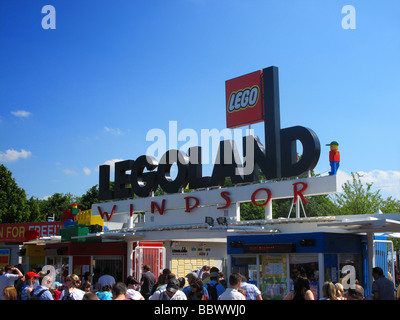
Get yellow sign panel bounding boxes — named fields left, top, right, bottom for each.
left=171, top=257, right=216, bottom=280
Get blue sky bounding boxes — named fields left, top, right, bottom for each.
left=0, top=0, right=399, bottom=201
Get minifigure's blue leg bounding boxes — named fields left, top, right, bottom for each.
left=329, top=161, right=340, bottom=175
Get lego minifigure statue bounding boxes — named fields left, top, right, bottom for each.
left=326, top=141, right=340, bottom=175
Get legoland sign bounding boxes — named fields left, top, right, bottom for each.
left=99, top=66, right=321, bottom=202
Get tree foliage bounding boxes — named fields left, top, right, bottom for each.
left=332, top=172, right=384, bottom=215
left=0, top=165, right=30, bottom=223
left=26, top=196, right=43, bottom=222
left=38, top=192, right=77, bottom=221
left=77, top=185, right=99, bottom=211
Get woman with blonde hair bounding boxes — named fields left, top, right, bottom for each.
left=320, top=281, right=338, bottom=300
left=3, top=286, right=18, bottom=300
left=335, top=283, right=345, bottom=300
left=60, top=274, right=85, bottom=300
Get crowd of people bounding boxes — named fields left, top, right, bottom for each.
left=0, top=264, right=396, bottom=300
left=283, top=266, right=396, bottom=300
left=0, top=264, right=260, bottom=300
left=140, top=265, right=261, bottom=300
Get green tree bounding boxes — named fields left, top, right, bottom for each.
left=240, top=202, right=265, bottom=220
left=27, top=196, right=44, bottom=222
left=0, top=164, right=30, bottom=223
left=77, top=185, right=99, bottom=211
left=380, top=196, right=400, bottom=213
left=39, top=192, right=77, bottom=221
left=332, top=172, right=384, bottom=215
left=299, top=195, right=339, bottom=217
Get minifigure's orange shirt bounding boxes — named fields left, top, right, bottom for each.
left=329, top=150, right=340, bottom=162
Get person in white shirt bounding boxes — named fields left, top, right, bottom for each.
left=240, top=275, right=263, bottom=300
left=60, top=274, right=85, bottom=300
left=218, top=273, right=246, bottom=300
left=149, top=278, right=187, bottom=300
left=0, top=265, right=23, bottom=300
left=125, top=276, right=144, bottom=300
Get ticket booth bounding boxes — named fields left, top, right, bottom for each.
left=227, top=232, right=367, bottom=300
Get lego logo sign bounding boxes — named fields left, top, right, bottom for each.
left=227, top=85, right=259, bottom=112
left=226, top=70, right=264, bottom=128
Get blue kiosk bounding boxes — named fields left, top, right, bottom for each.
left=226, top=213, right=398, bottom=300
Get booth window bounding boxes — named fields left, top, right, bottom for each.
left=93, top=256, right=123, bottom=284
left=231, top=256, right=259, bottom=285
left=289, top=254, right=319, bottom=299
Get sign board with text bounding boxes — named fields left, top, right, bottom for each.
left=0, top=222, right=61, bottom=242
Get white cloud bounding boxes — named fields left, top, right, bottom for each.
left=95, top=158, right=124, bottom=175
left=104, top=159, right=123, bottom=171
left=11, top=110, right=32, bottom=118
left=336, top=169, right=400, bottom=200
left=63, top=169, right=77, bottom=175
left=83, top=167, right=91, bottom=175
left=0, top=149, right=32, bottom=162
left=336, top=170, right=352, bottom=188
left=104, top=126, right=123, bottom=136
left=103, top=158, right=124, bottom=167
left=359, top=170, right=400, bottom=199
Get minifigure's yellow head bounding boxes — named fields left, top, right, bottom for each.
left=326, top=141, right=339, bottom=151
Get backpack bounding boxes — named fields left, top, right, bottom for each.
left=159, top=290, right=170, bottom=300
left=62, top=289, right=75, bottom=300
left=205, top=282, right=218, bottom=300
left=30, top=289, right=47, bottom=300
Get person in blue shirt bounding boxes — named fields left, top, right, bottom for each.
left=182, top=272, right=209, bottom=298
left=31, top=275, right=54, bottom=300
left=204, top=270, right=226, bottom=300
left=96, top=284, right=113, bottom=300
left=21, top=271, right=40, bottom=300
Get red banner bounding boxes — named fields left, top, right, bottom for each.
left=0, top=222, right=61, bottom=242
left=225, top=70, right=264, bottom=128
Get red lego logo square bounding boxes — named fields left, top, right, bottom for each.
left=225, top=70, right=264, bottom=128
